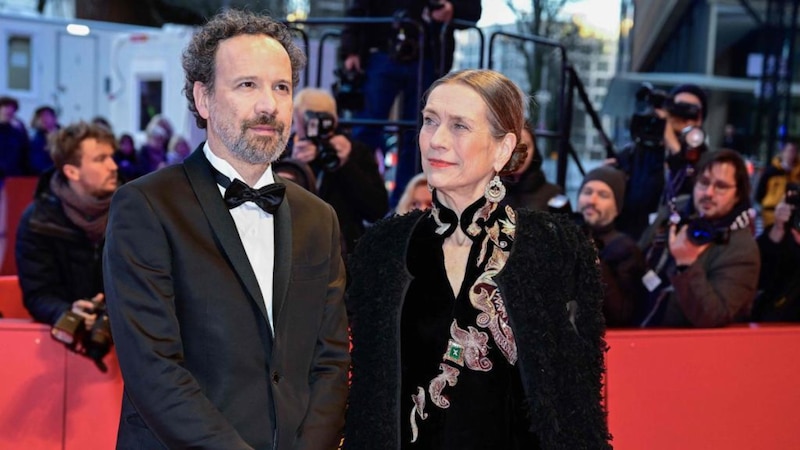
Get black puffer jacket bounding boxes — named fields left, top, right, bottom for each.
left=345, top=209, right=611, bottom=449
left=15, top=171, right=104, bottom=325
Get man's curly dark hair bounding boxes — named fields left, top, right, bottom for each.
left=182, top=9, right=307, bottom=129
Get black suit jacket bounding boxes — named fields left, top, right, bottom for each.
left=104, top=148, right=349, bottom=450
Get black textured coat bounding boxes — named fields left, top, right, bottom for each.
left=345, top=209, right=611, bottom=449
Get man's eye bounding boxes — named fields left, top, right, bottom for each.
left=422, top=117, right=437, bottom=126
left=275, top=83, right=291, bottom=92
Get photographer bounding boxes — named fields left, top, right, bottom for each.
left=614, top=84, right=708, bottom=240
left=751, top=190, right=800, bottom=321
left=340, top=0, right=482, bottom=205
left=288, top=88, right=389, bottom=254
left=15, top=122, right=118, bottom=365
left=639, top=150, right=760, bottom=327
left=662, top=84, right=708, bottom=199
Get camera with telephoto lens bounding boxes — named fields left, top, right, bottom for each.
left=304, top=110, right=339, bottom=171
left=332, top=68, right=365, bottom=113
left=786, top=183, right=800, bottom=231
left=51, top=299, right=113, bottom=372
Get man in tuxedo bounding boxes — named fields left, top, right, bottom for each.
left=103, top=10, right=349, bottom=450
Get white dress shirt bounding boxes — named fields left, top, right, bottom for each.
left=204, top=143, right=276, bottom=334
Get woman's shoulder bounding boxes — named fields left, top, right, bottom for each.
left=351, top=210, right=425, bottom=257
left=515, top=208, right=580, bottom=238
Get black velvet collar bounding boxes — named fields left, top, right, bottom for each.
left=428, top=190, right=503, bottom=240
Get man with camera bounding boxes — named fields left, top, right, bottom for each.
left=15, top=121, right=118, bottom=369
left=638, top=149, right=760, bottom=327
left=614, top=84, right=708, bottom=241
left=340, top=0, right=482, bottom=206
left=288, top=87, right=388, bottom=255
left=751, top=188, right=800, bottom=321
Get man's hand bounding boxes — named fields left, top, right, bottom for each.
left=430, top=1, right=455, bottom=22
left=292, top=138, right=318, bottom=164
left=663, top=121, right=682, bottom=155
left=328, top=135, right=353, bottom=166
left=344, top=54, right=361, bottom=72
left=668, top=223, right=710, bottom=267
left=72, top=293, right=104, bottom=330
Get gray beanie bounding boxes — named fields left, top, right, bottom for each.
left=580, top=166, right=626, bottom=212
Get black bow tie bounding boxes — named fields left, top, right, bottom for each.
left=213, top=169, right=285, bottom=214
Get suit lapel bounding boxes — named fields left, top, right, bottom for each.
left=271, top=175, right=293, bottom=329
left=183, top=149, right=272, bottom=333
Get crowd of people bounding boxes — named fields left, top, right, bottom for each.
left=2, top=5, right=800, bottom=449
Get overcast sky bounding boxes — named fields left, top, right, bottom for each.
left=479, top=0, right=622, bottom=39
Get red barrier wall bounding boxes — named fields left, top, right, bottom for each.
left=606, top=325, right=800, bottom=449
left=0, top=275, right=28, bottom=319
left=2, top=303, right=799, bottom=449
left=0, top=320, right=121, bottom=450
left=2, top=176, right=38, bottom=276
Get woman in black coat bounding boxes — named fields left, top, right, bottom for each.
left=345, top=69, right=611, bottom=450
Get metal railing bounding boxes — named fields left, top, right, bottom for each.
left=488, top=30, right=615, bottom=187
left=288, top=17, right=613, bottom=189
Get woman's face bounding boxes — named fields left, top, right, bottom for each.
left=419, top=83, right=513, bottom=202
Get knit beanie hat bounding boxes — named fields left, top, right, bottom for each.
left=670, top=84, right=708, bottom=120
left=580, top=166, right=626, bottom=212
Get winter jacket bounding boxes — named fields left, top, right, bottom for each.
left=15, top=172, right=104, bottom=325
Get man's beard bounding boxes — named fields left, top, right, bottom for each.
left=213, top=113, right=288, bottom=165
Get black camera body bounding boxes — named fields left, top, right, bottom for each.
left=786, top=183, right=800, bottom=231
left=52, top=299, right=113, bottom=372
left=675, top=214, right=730, bottom=246
left=389, top=10, right=420, bottom=62
left=630, top=113, right=666, bottom=148
left=332, top=68, right=365, bottom=113
left=304, top=110, right=339, bottom=171
left=630, top=84, right=667, bottom=148
left=665, top=99, right=702, bottom=121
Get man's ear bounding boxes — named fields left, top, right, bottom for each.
left=194, top=82, right=211, bottom=120
left=62, top=163, right=80, bottom=182
left=493, top=132, right=517, bottom=173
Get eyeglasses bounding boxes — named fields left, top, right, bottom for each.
left=695, top=177, right=735, bottom=194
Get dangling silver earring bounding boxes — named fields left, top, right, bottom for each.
left=484, top=175, right=506, bottom=203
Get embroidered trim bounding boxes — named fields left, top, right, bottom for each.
left=409, top=387, right=428, bottom=443
left=409, top=200, right=520, bottom=441
left=428, top=363, right=460, bottom=409
left=447, top=319, right=492, bottom=371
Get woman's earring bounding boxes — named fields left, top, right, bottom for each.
left=484, top=175, right=506, bottom=203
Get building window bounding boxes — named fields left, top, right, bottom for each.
left=7, top=35, right=31, bottom=91
left=598, top=61, right=609, bottom=71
